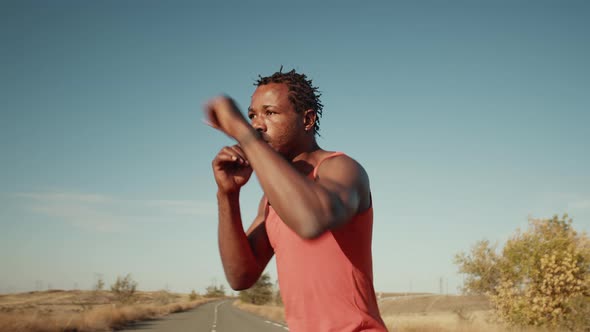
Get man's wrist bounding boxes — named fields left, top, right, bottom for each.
left=236, top=128, right=260, bottom=146
left=217, top=189, right=240, bottom=199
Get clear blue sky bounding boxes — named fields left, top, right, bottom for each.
left=1, top=0, right=589, bottom=295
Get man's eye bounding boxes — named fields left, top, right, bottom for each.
left=266, top=111, right=274, bottom=116
left=248, top=114, right=255, bottom=119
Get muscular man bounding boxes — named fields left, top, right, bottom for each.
left=205, top=69, right=387, bottom=332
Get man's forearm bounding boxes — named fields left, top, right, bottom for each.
left=217, top=191, right=260, bottom=289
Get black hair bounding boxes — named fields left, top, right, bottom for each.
left=255, top=67, right=323, bottom=135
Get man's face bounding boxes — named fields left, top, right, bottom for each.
left=248, top=83, right=305, bottom=156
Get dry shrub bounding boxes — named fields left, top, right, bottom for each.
left=189, top=289, right=199, bottom=301
left=93, top=278, right=105, bottom=292
left=110, top=274, right=138, bottom=303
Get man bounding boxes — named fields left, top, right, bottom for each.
left=205, top=69, right=387, bottom=332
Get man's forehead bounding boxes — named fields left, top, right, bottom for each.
left=250, top=83, right=289, bottom=104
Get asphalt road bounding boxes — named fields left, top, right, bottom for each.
left=119, top=300, right=289, bottom=332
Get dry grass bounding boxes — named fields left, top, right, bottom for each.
left=384, top=311, right=490, bottom=332
left=232, top=294, right=569, bottom=332
left=0, top=290, right=217, bottom=332
left=233, top=300, right=285, bottom=323
left=381, top=295, right=570, bottom=332
left=382, top=311, right=567, bottom=332
left=378, top=292, right=432, bottom=298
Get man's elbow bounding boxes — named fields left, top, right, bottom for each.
left=226, top=272, right=257, bottom=291
left=297, top=218, right=331, bottom=240
left=298, top=228, right=323, bottom=240
left=229, top=282, right=252, bottom=291
left=296, top=210, right=349, bottom=239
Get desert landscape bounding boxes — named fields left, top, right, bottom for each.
left=1, top=285, right=587, bottom=331
left=3, top=2, right=589, bottom=332
left=1, top=290, right=494, bottom=332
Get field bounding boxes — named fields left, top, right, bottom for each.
left=235, top=293, right=569, bottom=332
left=1, top=291, right=574, bottom=331
left=379, top=294, right=496, bottom=332
left=0, top=289, right=215, bottom=332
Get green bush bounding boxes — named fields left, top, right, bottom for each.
left=110, top=274, right=138, bottom=303
left=94, top=277, right=105, bottom=291
left=455, top=214, right=590, bottom=329
left=274, top=287, right=283, bottom=305
left=239, top=273, right=273, bottom=305
left=205, top=284, right=226, bottom=298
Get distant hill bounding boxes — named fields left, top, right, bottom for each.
left=379, top=294, right=490, bottom=315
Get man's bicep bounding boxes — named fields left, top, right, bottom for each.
left=245, top=196, right=274, bottom=274
left=245, top=195, right=268, bottom=234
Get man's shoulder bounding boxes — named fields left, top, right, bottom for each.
left=317, top=151, right=368, bottom=177
left=315, top=152, right=370, bottom=198
left=315, top=151, right=372, bottom=217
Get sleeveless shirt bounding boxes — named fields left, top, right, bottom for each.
left=265, top=152, right=387, bottom=332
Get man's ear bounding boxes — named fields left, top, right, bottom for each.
left=303, top=109, right=317, bottom=132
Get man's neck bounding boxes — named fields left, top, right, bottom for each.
left=287, top=137, right=319, bottom=160
left=285, top=138, right=325, bottom=175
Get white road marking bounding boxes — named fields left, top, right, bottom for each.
left=212, top=301, right=224, bottom=332
left=261, top=317, right=289, bottom=330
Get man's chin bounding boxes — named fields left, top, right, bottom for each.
left=267, top=142, right=279, bottom=152
left=261, top=140, right=287, bottom=156
left=266, top=142, right=285, bottom=154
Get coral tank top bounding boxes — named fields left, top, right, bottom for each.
left=265, top=152, right=387, bottom=332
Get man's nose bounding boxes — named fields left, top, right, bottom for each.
left=252, top=118, right=267, bottom=132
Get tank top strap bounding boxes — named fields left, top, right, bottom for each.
left=312, top=151, right=346, bottom=179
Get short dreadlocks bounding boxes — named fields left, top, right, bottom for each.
left=255, top=68, right=323, bottom=135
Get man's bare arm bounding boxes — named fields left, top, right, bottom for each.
left=218, top=193, right=273, bottom=290
left=204, top=96, right=369, bottom=240
left=240, top=132, right=370, bottom=239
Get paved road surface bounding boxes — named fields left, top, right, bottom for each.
left=119, top=300, right=289, bottom=332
